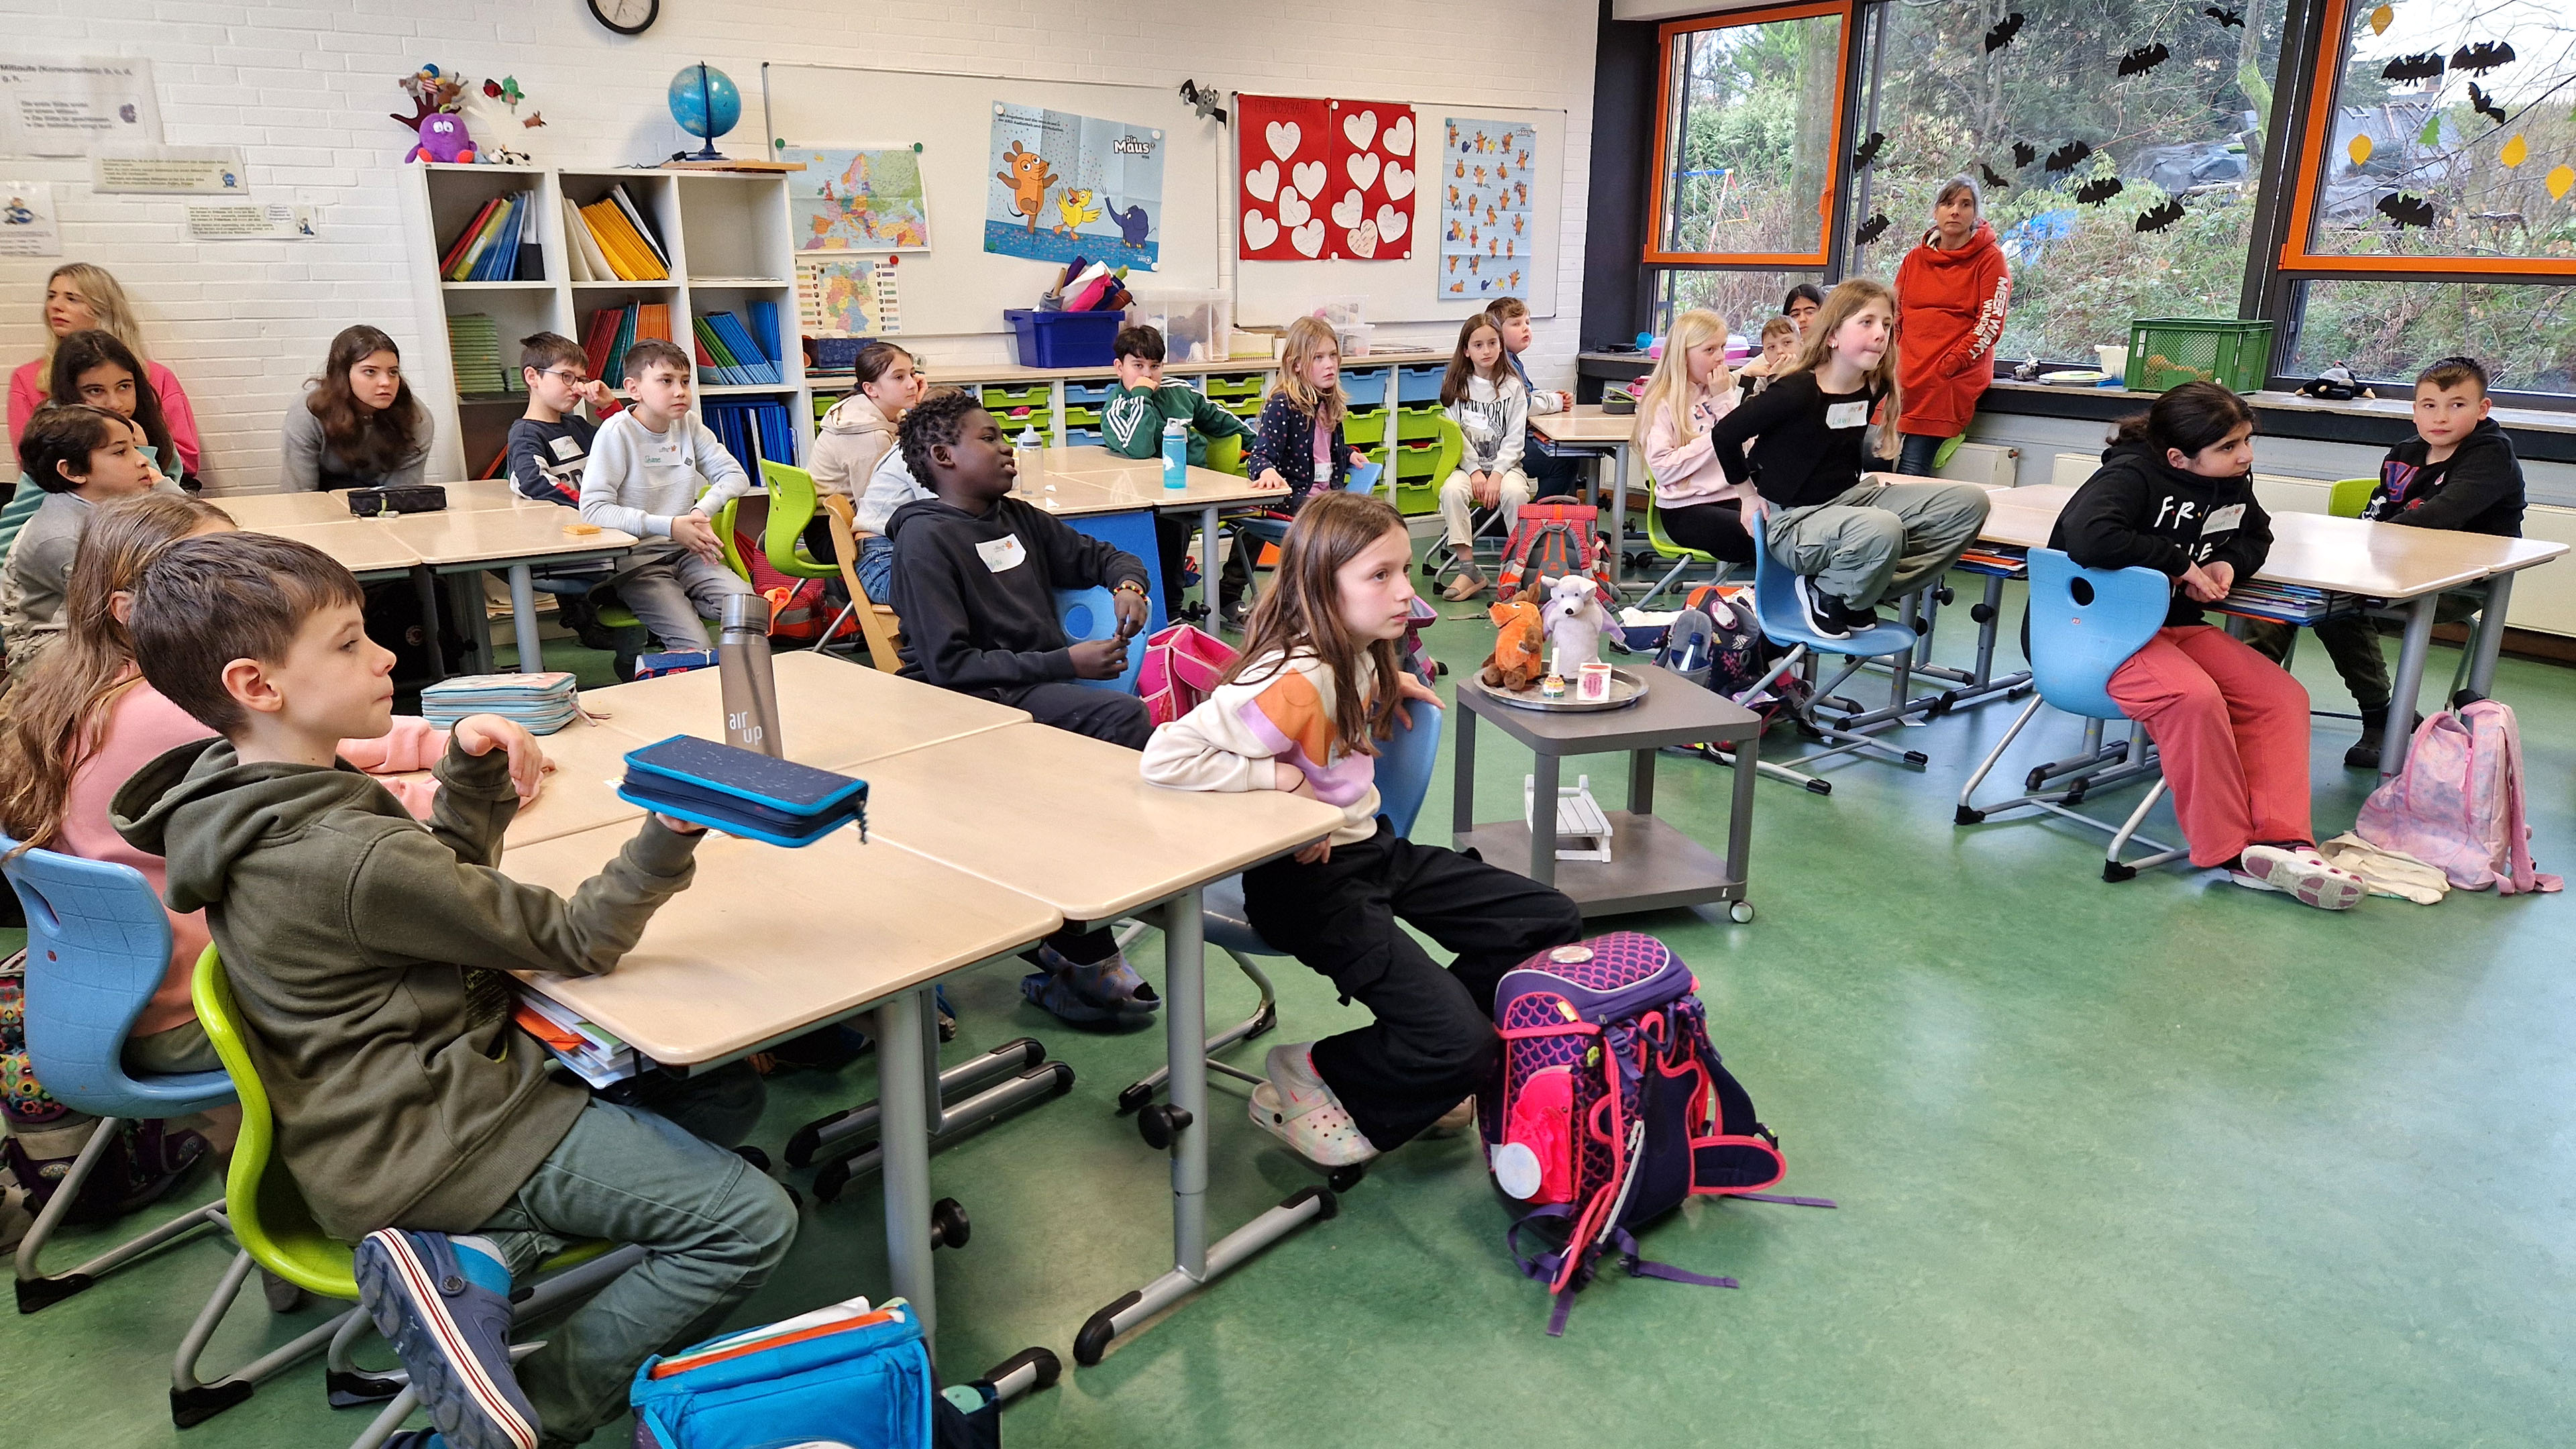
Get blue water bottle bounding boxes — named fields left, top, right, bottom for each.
left=1161, top=418, right=1187, bottom=488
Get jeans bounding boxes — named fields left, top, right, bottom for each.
left=1895, top=432, right=1948, bottom=478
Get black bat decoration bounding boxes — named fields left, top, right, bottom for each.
left=2116, top=43, right=2171, bottom=77
left=1979, top=162, right=2012, bottom=190
left=2381, top=52, right=2446, bottom=84
left=2377, top=193, right=2437, bottom=228
left=1984, top=12, right=2025, bottom=52
left=2135, top=197, right=2186, bottom=232
left=1855, top=213, right=1890, bottom=246
left=2012, top=140, right=2038, bottom=168
left=2470, top=83, right=2508, bottom=126
left=1851, top=131, right=1886, bottom=170
left=2452, top=41, right=2516, bottom=76
left=2045, top=139, right=2093, bottom=172
left=2075, top=176, right=2125, bottom=205
left=2205, top=5, right=2243, bottom=27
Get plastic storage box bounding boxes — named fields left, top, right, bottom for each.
left=1126, top=290, right=1233, bottom=365
left=1004, top=309, right=1122, bottom=368
left=2125, top=319, right=2274, bottom=394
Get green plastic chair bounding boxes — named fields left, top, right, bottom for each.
left=2328, top=476, right=2375, bottom=519
left=1204, top=432, right=1246, bottom=477
left=758, top=460, right=839, bottom=584
left=1635, top=472, right=1750, bottom=610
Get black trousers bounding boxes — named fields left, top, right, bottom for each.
left=1658, top=498, right=1756, bottom=564
left=1242, top=821, right=1585, bottom=1148
left=1523, top=428, right=1581, bottom=496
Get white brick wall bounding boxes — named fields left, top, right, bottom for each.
left=1, top=0, right=1599, bottom=492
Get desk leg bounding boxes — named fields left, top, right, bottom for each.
left=2382, top=594, right=2440, bottom=780
left=409, top=567, right=448, bottom=680
left=1074, top=885, right=1338, bottom=1367
left=1608, top=444, right=1631, bottom=591
left=1628, top=744, right=1655, bottom=817
left=1529, top=751, right=1560, bottom=888
left=1453, top=700, right=1479, bottom=839
left=877, top=989, right=936, bottom=1346
left=507, top=565, right=541, bottom=673
left=1727, top=724, right=1759, bottom=902
left=2469, top=572, right=2515, bottom=700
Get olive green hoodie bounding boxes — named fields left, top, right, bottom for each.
left=112, top=733, right=700, bottom=1240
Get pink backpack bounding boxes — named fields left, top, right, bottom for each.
left=2356, top=700, right=2562, bottom=895
left=1138, top=622, right=1237, bottom=727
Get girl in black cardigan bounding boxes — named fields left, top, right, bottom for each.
left=1223, top=316, right=1369, bottom=627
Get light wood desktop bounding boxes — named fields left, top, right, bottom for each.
left=581, top=648, right=1028, bottom=770
left=215, top=480, right=542, bottom=531
left=495, top=715, right=662, bottom=847
left=266, top=519, right=427, bottom=577
left=1531, top=405, right=1642, bottom=588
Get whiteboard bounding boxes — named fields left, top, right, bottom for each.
left=761, top=64, right=1564, bottom=343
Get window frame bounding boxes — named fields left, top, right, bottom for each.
left=2277, top=0, right=2576, bottom=278
left=1643, top=0, right=1856, bottom=268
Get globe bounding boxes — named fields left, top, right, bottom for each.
left=667, top=64, right=742, bottom=152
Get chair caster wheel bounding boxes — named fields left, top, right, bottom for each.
left=1970, top=602, right=1995, bottom=624
left=1903, top=751, right=1929, bottom=767
left=1933, top=586, right=1955, bottom=606
left=1138, top=1102, right=1194, bottom=1151
left=1805, top=778, right=1832, bottom=796
left=1955, top=805, right=1986, bottom=824
left=1327, top=1164, right=1368, bottom=1193
left=930, top=1197, right=970, bottom=1250
left=1728, top=901, right=1755, bottom=924
left=1116, top=1081, right=1156, bottom=1116
left=733, top=1144, right=771, bottom=1173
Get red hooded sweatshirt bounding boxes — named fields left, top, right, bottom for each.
left=1894, top=220, right=2011, bottom=438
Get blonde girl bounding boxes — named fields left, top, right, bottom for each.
left=1434, top=313, right=1533, bottom=600
left=1635, top=308, right=1750, bottom=561
left=1225, top=316, right=1370, bottom=627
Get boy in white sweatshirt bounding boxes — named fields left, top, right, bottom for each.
left=577, top=339, right=755, bottom=654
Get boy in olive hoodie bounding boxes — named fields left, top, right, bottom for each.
left=112, top=533, right=796, bottom=1449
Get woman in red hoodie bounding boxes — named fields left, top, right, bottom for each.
left=1892, top=175, right=2011, bottom=478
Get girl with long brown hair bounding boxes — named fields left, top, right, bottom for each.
left=278, top=324, right=431, bottom=490
left=1434, top=311, right=1532, bottom=600
left=48, top=329, right=184, bottom=484
left=1140, top=491, right=1583, bottom=1169
left=9, top=262, right=203, bottom=476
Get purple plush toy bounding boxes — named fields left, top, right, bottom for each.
left=407, top=113, right=476, bottom=164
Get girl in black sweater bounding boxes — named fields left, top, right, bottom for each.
left=1703, top=279, right=1990, bottom=639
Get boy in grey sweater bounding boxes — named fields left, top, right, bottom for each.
left=5, top=403, right=181, bottom=669
left=577, top=338, right=755, bottom=653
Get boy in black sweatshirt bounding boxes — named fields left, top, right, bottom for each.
left=2245, top=355, right=2526, bottom=768
left=885, top=389, right=1163, bottom=1024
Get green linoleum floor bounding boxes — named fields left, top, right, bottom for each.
left=6, top=570, right=2572, bottom=1448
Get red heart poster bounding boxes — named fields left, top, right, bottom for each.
left=1238, top=95, right=1417, bottom=262
left=1323, top=99, right=1417, bottom=260
left=1238, top=94, right=1330, bottom=261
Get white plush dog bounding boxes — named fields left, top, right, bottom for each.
left=1539, top=572, right=1612, bottom=674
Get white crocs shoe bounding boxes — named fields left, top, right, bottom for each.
left=1248, top=1044, right=1379, bottom=1168
left=2234, top=844, right=2365, bottom=911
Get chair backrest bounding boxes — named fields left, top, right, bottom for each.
left=2, top=836, right=229, bottom=1118
left=2023, top=548, right=2172, bottom=720
left=759, top=461, right=838, bottom=582
left=1203, top=432, right=1246, bottom=477
left=816, top=494, right=906, bottom=674
left=1375, top=702, right=1443, bottom=839
left=1056, top=586, right=1146, bottom=695
left=2328, top=476, right=2375, bottom=519
left=1430, top=415, right=1465, bottom=490
left=190, top=945, right=358, bottom=1298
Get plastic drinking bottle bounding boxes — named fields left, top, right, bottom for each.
left=1162, top=418, right=1187, bottom=488
left=716, top=593, right=784, bottom=759
left=1015, top=426, right=1042, bottom=480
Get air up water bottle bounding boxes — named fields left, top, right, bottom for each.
left=716, top=593, right=783, bottom=759
left=1162, top=417, right=1187, bottom=489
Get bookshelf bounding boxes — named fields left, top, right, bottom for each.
left=404, top=164, right=809, bottom=484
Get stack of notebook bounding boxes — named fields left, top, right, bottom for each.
left=562, top=184, right=671, bottom=282
left=440, top=191, right=535, bottom=282
left=447, top=313, right=508, bottom=396
left=702, top=398, right=797, bottom=468
left=580, top=302, right=673, bottom=389
left=690, top=305, right=784, bottom=384
left=513, top=993, right=642, bottom=1088
left=617, top=735, right=869, bottom=847
left=419, top=671, right=583, bottom=735
left=1955, top=543, right=2029, bottom=577
left=2218, top=580, right=2345, bottom=625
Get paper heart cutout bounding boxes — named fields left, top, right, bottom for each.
left=1346, top=218, right=1379, bottom=258
left=1292, top=160, right=1326, bottom=198
left=1347, top=151, right=1381, bottom=192
left=1385, top=115, right=1414, bottom=157
left=1265, top=121, right=1301, bottom=162
left=1277, top=188, right=1311, bottom=228
left=1330, top=189, right=1364, bottom=229
left=1291, top=219, right=1326, bottom=257
left=1342, top=109, right=1378, bottom=151
left=1383, top=162, right=1414, bottom=201
left=1242, top=209, right=1279, bottom=251
left=1245, top=160, right=1279, bottom=202
left=1376, top=203, right=1407, bottom=245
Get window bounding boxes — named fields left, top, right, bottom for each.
left=1853, top=0, right=2287, bottom=363
left=2288, top=278, right=2576, bottom=392
left=1656, top=269, right=1827, bottom=339
left=2283, top=0, right=2576, bottom=270
left=1647, top=3, right=1851, bottom=265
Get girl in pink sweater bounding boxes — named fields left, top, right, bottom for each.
left=1635, top=308, right=1752, bottom=561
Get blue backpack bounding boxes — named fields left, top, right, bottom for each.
left=632, top=1297, right=1010, bottom=1449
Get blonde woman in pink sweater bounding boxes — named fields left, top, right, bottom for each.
left=1635, top=309, right=1755, bottom=562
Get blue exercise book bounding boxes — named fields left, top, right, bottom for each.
left=617, top=735, right=868, bottom=847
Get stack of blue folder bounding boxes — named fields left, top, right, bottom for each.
left=419, top=672, right=583, bottom=735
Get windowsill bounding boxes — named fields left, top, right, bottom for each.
left=1978, top=379, right=2576, bottom=462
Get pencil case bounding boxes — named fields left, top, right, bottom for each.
left=616, top=735, right=867, bottom=847
left=346, top=484, right=448, bottom=516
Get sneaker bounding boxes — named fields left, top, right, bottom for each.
left=1219, top=598, right=1252, bottom=632
left=2231, top=844, right=2365, bottom=911
left=2345, top=705, right=2388, bottom=771
left=1791, top=575, right=1851, bottom=640
left=354, top=1230, right=539, bottom=1449
left=1018, top=943, right=1160, bottom=1026
left=1440, top=569, right=1488, bottom=602
left=1830, top=595, right=1888, bottom=633
left=1246, top=1044, right=1379, bottom=1168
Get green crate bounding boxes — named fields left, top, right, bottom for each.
left=2125, top=319, right=2274, bottom=394
left=1393, top=438, right=1442, bottom=480
left=1395, top=402, right=1446, bottom=443
left=1394, top=480, right=1438, bottom=517
left=1344, top=407, right=1388, bottom=447
left=981, top=383, right=1053, bottom=409
left=1201, top=372, right=1268, bottom=400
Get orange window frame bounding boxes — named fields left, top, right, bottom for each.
left=2280, top=0, right=2576, bottom=277
left=1643, top=0, right=1854, bottom=268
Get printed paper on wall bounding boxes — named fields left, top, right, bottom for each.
left=1438, top=117, right=1535, bottom=302
left=984, top=103, right=1163, bottom=269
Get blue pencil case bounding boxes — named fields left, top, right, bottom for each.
left=618, top=735, right=868, bottom=847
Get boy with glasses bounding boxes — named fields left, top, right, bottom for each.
left=506, top=332, right=621, bottom=505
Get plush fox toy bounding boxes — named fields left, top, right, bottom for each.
left=1481, top=596, right=1546, bottom=692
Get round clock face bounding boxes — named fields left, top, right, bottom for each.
left=590, top=0, right=658, bottom=35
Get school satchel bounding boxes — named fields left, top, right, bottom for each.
left=1138, top=622, right=1237, bottom=727
left=2355, top=699, right=2562, bottom=895
left=1483, top=932, right=1831, bottom=1336
left=1494, top=495, right=1615, bottom=604
left=631, top=1296, right=1006, bottom=1449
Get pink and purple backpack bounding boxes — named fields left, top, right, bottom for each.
left=2356, top=699, right=2561, bottom=896
left=1483, top=932, right=1829, bottom=1335
left=1138, top=622, right=1236, bottom=727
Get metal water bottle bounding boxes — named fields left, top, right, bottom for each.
left=1161, top=417, right=1188, bottom=488
left=716, top=594, right=783, bottom=758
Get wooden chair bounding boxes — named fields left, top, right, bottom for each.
left=816, top=493, right=906, bottom=674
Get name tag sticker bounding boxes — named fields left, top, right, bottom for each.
left=975, top=535, right=1028, bottom=573
left=548, top=435, right=583, bottom=461
left=1825, top=400, right=1872, bottom=430
left=2202, top=503, right=2246, bottom=534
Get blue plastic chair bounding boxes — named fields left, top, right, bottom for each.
left=1116, top=702, right=1444, bottom=1114
left=1057, top=586, right=1148, bottom=696
left=1954, top=548, right=2190, bottom=881
left=4, top=837, right=231, bottom=1313
left=1732, top=533, right=1931, bottom=789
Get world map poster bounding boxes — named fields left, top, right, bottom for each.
left=779, top=145, right=931, bottom=252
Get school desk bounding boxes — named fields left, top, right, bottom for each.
left=579, top=647, right=1029, bottom=768
left=374, top=506, right=639, bottom=675
left=1529, top=405, right=1643, bottom=588
left=213, top=479, right=538, bottom=530
left=1013, top=447, right=1289, bottom=625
